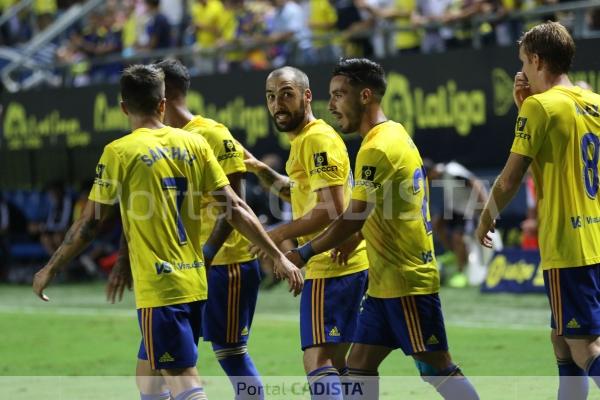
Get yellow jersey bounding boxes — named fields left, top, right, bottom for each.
left=511, top=85, right=600, bottom=269
left=89, top=127, right=229, bottom=308
left=286, top=119, right=369, bottom=279
left=183, top=116, right=255, bottom=265
left=352, top=121, right=438, bottom=298
left=191, top=0, right=226, bottom=48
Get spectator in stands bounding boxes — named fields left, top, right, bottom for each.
left=425, top=159, right=488, bottom=287
left=372, top=0, right=422, bottom=55
left=441, top=0, right=495, bottom=49
left=263, top=0, right=313, bottom=66
left=413, top=0, right=453, bottom=53
left=39, top=181, right=73, bottom=256
left=0, top=192, right=10, bottom=282
left=309, top=0, right=342, bottom=63
left=141, top=0, right=172, bottom=50
left=160, top=0, right=185, bottom=46
left=330, top=0, right=375, bottom=57
left=33, top=0, right=57, bottom=33
left=224, top=0, right=270, bottom=71
left=190, top=0, right=227, bottom=72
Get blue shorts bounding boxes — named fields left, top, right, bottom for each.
left=300, top=270, right=368, bottom=350
left=203, top=260, right=261, bottom=345
left=353, top=294, right=449, bottom=355
left=137, top=300, right=205, bottom=370
left=544, top=265, right=600, bottom=336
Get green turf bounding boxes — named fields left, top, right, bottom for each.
left=1, top=283, right=554, bottom=376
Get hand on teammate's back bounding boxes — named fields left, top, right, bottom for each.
left=330, top=232, right=362, bottom=266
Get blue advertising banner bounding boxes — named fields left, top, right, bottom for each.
left=481, top=249, right=544, bottom=293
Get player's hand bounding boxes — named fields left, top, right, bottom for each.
left=331, top=233, right=362, bottom=265
left=476, top=216, right=496, bottom=249
left=274, top=255, right=304, bottom=296
left=513, top=72, right=532, bottom=110
left=106, top=259, right=133, bottom=304
left=32, top=265, right=56, bottom=302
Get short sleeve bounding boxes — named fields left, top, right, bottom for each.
left=89, top=145, right=123, bottom=205
left=204, top=127, right=246, bottom=176
left=352, top=147, right=393, bottom=203
left=301, top=133, right=347, bottom=192
left=200, top=143, right=230, bottom=193
left=510, top=97, right=548, bottom=159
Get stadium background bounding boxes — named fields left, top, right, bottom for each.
left=1, top=0, right=600, bottom=398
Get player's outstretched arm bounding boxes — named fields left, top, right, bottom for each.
left=243, top=148, right=291, bottom=201
left=33, top=200, right=115, bottom=301
left=250, top=185, right=345, bottom=253
left=203, top=172, right=245, bottom=267
left=210, top=185, right=303, bottom=295
left=476, top=153, right=532, bottom=248
left=287, top=199, right=372, bottom=268
left=106, top=234, right=132, bottom=304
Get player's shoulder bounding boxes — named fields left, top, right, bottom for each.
left=186, top=116, right=234, bottom=141
left=301, top=119, right=343, bottom=146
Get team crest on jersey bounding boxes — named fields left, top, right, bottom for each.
left=223, top=140, right=236, bottom=153
left=95, top=163, right=105, bottom=179
left=313, top=152, right=328, bottom=167
left=516, top=117, right=527, bottom=132
left=361, top=166, right=376, bottom=181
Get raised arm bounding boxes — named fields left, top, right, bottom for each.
left=33, top=200, right=115, bottom=301
left=244, top=149, right=291, bottom=202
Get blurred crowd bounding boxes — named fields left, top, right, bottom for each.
left=0, top=153, right=291, bottom=283
left=1, top=0, right=599, bottom=84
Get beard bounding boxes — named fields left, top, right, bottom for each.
left=271, top=99, right=306, bottom=132
left=338, top=101, right=364, bottom=134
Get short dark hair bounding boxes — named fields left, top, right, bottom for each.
left=518, top=21, right=575, bottom=75
left=332, top=58, right=387, bottom=99
left=120, top=64, right=165, bottom=115
left=154, top=58, right=191, bottom=99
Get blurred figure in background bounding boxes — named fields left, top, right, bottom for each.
left=39, top=181, right=73, bottom=256
left=425, top=159, right=488, bottom=287
left=0, top=192, right=10, bottom=282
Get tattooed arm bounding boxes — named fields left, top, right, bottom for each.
left=476, top=153, right=532, bottom=248
left=33, top=200, right=115, bottom=301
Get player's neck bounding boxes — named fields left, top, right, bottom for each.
left=358, top=106, right=387, bottom=137
left=165, top=101, right=195, bottom=129
left=287, top=112, right=316, bottom=138
left=129, top=115, right=165, bottom=131
left=540, top=73, right=573, bottom=93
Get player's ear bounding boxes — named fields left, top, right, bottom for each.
left=120, top=101, right=129, bottom=116
left=532, top=53, right=542, bottom=72
left=304, top=88, right=312, bottom=103
left=157, top=98, right=166, bottom=115
left=360, top=88, right=372, bottom=105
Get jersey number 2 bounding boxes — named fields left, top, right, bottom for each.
left=413, top=166, right=433, bottom=235
left=162, top=177, right=189, bottom=245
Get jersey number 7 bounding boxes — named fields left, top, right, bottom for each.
left=162, top=177, right=189, bottom=245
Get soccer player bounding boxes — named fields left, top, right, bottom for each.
left=285, top=58, right=479, bottom=400
left=107, top=58, right=267, bottom=400
left=244, top=66, right=369, bottom=399
left=476, top=21, right=600, bottom=399
left=32, top=64, right=303, bottom=400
